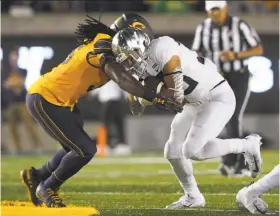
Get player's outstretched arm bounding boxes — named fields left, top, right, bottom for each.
left=104, top=60, right=154, bottom=101
left=103, top=60, right=183, bottom=114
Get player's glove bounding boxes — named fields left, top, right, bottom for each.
left=152, top=95, right=183, bottom=114
left=127, top=94, right=146, bottom=116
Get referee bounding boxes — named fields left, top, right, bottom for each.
left=192, top=1, right=263, bottom=176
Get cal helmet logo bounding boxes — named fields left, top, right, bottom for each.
left=129, top=22, right=146, bottom=30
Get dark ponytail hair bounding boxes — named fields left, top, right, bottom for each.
left=75, top=15, right=117, bottom=45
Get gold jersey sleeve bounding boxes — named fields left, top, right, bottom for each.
left=28, top=33, right=112, bottom=109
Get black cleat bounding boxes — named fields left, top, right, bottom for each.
left=20, top=167, right=42, bottom=206
left=36, top=183, right=66, bottom=208
left=218, top=164, right=235, bottom=177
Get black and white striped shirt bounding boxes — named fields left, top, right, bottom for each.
left=192, top=16, right=262, bottom=73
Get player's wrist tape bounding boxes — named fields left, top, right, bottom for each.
left=143, top=88, right=157, bottom=102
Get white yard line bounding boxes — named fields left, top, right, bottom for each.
left=125, top=208, right=279, bottom=214
left=65, top=192, right=279, bottom=197
left=1, top=182, right=178, bottom=186
left=89, top=157, right=219, bottom=165
left=75, top=170, right=219, bottom=178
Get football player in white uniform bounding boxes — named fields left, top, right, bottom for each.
left=111, top=28, right=263, bottom=208
left=236, top=164, right=279, bottom=214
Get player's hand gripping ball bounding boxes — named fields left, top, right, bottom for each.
left=138, top=76, right=167, bottom=106
left=141, top=76, right=188, bottom=106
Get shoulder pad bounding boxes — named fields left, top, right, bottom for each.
left=92, top=38, right=112, bottom=55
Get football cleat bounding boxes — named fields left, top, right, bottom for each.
left=243, top=134, right=262, bottom=178
left=166, top=194, right=205, bottom=209
left=218, top=164, right=252, bottom=177
left=218, top=164, right=235, bottom=177
left=236, top=186, right=268, bottom=214
left=20, top=167, right=42, bottom=206
left=36, top=183, right=66, bottom=208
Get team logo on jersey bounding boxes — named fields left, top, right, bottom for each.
left=129, top=22, right=146, bottom=30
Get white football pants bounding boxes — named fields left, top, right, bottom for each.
left=247, top=164, right=279, bottom=196
left=164, top=81, right=236, bottom=161
left=164, top=81, right=243, bottom=196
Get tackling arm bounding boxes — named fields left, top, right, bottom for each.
left=103, top=59, right=182, bottom=114
left=104, top=60, right=155, bottom=102
left=89, top=37, right=183, bottom=114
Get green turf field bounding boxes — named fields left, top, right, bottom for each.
left=1, top=150, right=279, bottom=216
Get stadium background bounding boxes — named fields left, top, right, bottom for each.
left=2, top=1, right=279, bottom=153
left=1, top=1, right=279, bottom=216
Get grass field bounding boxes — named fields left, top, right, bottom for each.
left=1, top=150, right=279, bottom=216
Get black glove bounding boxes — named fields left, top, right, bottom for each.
left=152, top=95, right=183, bottom=114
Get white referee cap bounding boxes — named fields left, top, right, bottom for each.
left=205, top=1, right=227, bottom=11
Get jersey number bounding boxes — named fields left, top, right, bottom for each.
left=62, top=45, right=83, bottom=64
left=197, top=56, right=205, bottom=65
left=182, top=56, right=204, bottom=94
left=183, top=76, right=198, bottom=95
left=62, top=50, right=74, bottom=64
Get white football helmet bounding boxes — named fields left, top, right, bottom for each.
left=111, top=28, right=150, bottom=78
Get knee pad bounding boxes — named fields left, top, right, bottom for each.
left=84, top=144, right=97, bottom=157
left=70, top=152, right=94, bottom=166
left=164, top=140, right=183, bottom=159
left=75, top=141, right=97, bottom=158
left=182, top=139, right=204, bottom=161
left=187, top=151, right=205, bottom=161
left=83, top=153, right=95, bottom=163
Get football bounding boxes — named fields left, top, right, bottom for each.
left=143, top=76, right=166, bottom=93
left=143, top=75, right=189, bottom=105
left=135, top=76, right=167, bottom=106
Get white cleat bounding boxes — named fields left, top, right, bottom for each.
left=236, top=187, right=268, bottom=214
left=166, top=194, right=206, bottom=209
left=243, top=134, right=262, bottom=178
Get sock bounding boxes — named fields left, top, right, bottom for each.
left=190, top=138, right=247, bottom=160
left=44, top=151, right=93, bottom=190
left=247, top=165, right=280, bottom=196
left=37, top=149, right=68, bottom=181
left=168, top=158, right=201, bottom=196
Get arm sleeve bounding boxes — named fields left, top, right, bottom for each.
left=239, top=20, right=262, bottom=48
left=152, top=37, right=184, bottom=103
left=191, top=24, right=203, bottom=52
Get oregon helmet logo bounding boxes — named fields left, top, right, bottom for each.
left=129, top=22, right=146, bottom=30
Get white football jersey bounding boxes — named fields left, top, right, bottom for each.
left=145, top=36, right=225, bottom=103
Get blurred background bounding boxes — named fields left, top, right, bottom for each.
left=1, top=0, right=279, bottom=155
